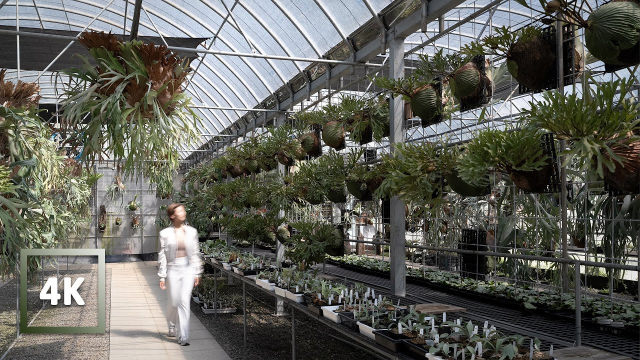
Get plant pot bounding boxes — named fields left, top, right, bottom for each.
left=596, top=317, right=613, bottom=325
left=338, top=312, right=358, bottom=330
left=98, top=224, right=106, bottom=233
left=367, top=176, right=384, bottom=194
left=114, top=218, right=122, bottom=226
left=374, top=329, right=408, bottom=353
left=610, top=320, right=625, bottom=328
left=327, top=187, right=347, bottom=203
left=222, top=262, right=232, bottom=271
left=356, top=321, right=376, bottom=340
left=584, top=1, right=640, bottom=67
left=320, top=305, right=342, bottom=323
left=509, top=164, right=552, bottom=193
left=285, top=290, right=305, bottom=303
left=445, top=171, right=491, bottom=197
left=274, top=286, right=287, bottom=298
left=602, top=140, right=640, bottom=194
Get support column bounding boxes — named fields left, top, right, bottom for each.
left=389, top=36, right=406, bottom=297
left=275, top=112, right=287, bottom=316
left=557, top=19, right=569, bottom=293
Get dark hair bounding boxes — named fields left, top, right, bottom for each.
left=166, top=203, right=185, bottom=220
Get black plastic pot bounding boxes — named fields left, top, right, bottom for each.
left=374, top=329, right=407, bottom=352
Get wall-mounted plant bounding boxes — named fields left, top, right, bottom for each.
left=127, top=194, right=139, bottom=211
left=115, top=217, right=122, bottom=226
left=98, top=205, right=107, bottom=233
left=105, top=175, right=127, bottom=204
left=458, top=127, right=552, bottom=193
left=521, top=76, right=640, bottom=193
left=131, top=215, right=141, bottom=229
left=60, top=31, right=200, bottom=183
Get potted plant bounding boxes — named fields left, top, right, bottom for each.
left=60, top=31, right=200, bottom=182
left=114, top=217, right=122, bottom=226
left=98, top=205, right=107, bottom=233
left=127, top=195, right=139, bottom=211
left=131, top=215, right=141, bottom=229
left=458, top=127, right=552, bottom=193
left=521, top=76, right=640, bottom=193
left=283, top=221, right=343, bottom=270
left=517, top=0, right=640, bottom=67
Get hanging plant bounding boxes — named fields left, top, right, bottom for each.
left=296, top=110, right=324, bottom=157
left=321, top=103, right=347, bottom=150
left=115, top=217, right=122, bottom=226
left=341, top=96, right=390, bottom=144
left=437, top=144, right=491, bottom=197
left=522, top=76, right=640, bottom=194
left=60, top=31, right=200, bottom=182
left=255, top=128, right=280, bottom=172
left=517, top=0, right=640, bottom=67
left=458, top=128, right=552, bottom=193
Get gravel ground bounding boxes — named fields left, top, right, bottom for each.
left=0, top=268, right=111, bottom=360
left=191, top=276, right=383, bottom=360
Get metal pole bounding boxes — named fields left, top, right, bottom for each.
left=243, top=281, right=247, bottom=347
left=574, top=261, right=582, bottom=346
left=291, top=307, right=296, bottom=360
left=389, top=36, right=406, bottom=296
left=15, top=0, right=20, bottom=339
left=556, top=18, right=569, bottom=293
left=214, top=267, right=217, bottom=319
left=275, top=113, right=286, bottom=316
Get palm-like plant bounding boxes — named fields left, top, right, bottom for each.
left=60, top=31, right=200, bottom=182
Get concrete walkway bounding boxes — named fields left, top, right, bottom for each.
left=108, top=261, right=231, bottom=360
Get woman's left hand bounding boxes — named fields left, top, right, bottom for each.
left=194, top=277, right=200, bottom=287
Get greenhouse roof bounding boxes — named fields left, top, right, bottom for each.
left=0, top=0, right=613, bottom=161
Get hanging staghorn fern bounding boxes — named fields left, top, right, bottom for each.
left=60, top=31, right=201, bottom=182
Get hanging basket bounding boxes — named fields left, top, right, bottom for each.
left=327, top=187, right=347, bottom=203
left=300, top=129, right=322, bottom=157
left=409, top=85, right=442, bottom=127
left=366, top=175, right=384, bottom=194
left=358, top=124, right=374, bottom=145
left=445, top=170, right=491, bottom=197
left=507, top=34, right=556, bottom=91
left=509, top=165, right=553, bottom=193
left=453, top=56, right=492, bottom=111
left=346, top=180, right=372, bottom=201
left=585, top=1, right=640, bottom=67
left=227, top=164, right=245, bottom=178
left=322, top=121, right=346, bottom=150
left=602, top=140, right=640, bottom=194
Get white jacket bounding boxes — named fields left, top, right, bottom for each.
left=157, top=225, right=203, bottom=281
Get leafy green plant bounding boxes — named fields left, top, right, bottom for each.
left=284, top=221, right=343, bottom=269
left=60, top=31, right=200, bottom=182
left=458, top=128, right=551, bottom=192
left=522, top=76, right=640, bottom=193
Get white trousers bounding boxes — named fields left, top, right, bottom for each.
left=166, top=256, right=195, bottom=342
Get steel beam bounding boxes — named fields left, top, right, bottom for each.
left=128, top=0, right=143, bottom=41
left=388, top=36, right=406, bottom=297
left=188, top=0, right=465, bottom=161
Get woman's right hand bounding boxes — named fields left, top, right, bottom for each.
left=160, top=279, right=166, bottom=290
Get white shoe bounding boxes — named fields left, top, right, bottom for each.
left=168, top=327, right=176, bottom=337
left=178, top=337, right=190, bottom=346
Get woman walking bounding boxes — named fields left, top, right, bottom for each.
left=158, top=203, right=202, bottom=346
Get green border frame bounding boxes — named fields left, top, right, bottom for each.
left=20, top=249, right=105, bottom=334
